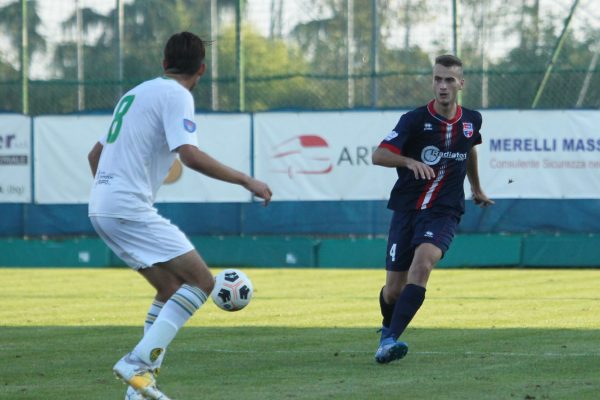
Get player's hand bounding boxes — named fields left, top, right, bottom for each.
left=406, top=159, right=435, bottom=180
left=472, top=190, right=494, bottom=208
left=244, top=178, right=272, bottom=206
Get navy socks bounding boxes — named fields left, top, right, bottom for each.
left=379, top=287, right=395, bottom=328
left=389, top=284, right=426, bottom=340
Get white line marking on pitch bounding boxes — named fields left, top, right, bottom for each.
left=197, top=349, right=599, bottom=357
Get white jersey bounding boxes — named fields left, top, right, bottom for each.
left=89, top=77, right=198, bottom=219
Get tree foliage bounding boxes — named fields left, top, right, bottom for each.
left=0, top=0, right=598, bottom=114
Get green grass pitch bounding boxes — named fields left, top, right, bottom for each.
left=1, top=268, right=599, bottom=399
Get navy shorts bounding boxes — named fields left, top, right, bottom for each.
left=385, top=208, right=460, bottom=271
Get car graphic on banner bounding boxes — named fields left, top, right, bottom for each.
left=270, top=134, right=333, bottom=178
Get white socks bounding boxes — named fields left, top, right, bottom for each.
left=133, top=284, right=208, bottom=366
left=144, top=300, right=165, bottom=334
left=142, top=299, right=166, bottom=369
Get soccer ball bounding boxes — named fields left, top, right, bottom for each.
left=211, top=269, right=253, bottom=311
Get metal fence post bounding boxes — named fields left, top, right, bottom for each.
left=21, top=0, right=29, bottom=115
left=236, top=0, right=245, bottom=112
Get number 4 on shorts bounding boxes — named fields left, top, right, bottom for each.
left=389, top=243, right=396, bottom=262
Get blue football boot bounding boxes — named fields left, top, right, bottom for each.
left=375, top=337, right=409, bottom=364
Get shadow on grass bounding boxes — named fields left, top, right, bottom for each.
left=1, top=326, right=598, bottom=400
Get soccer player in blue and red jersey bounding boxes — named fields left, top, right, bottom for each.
left=372, top=55, right=494, bottom=363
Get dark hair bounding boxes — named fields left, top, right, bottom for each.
left=163, top=32, right=206, bottom=76
left=435, top=54, right=463, bottom=68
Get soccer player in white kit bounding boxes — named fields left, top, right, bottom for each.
left=87, top=32, right=272, bottom=400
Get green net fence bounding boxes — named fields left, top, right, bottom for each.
left=0, top=0, right=598, bottom=114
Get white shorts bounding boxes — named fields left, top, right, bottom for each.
left=90, top=214, right=194, bottom=270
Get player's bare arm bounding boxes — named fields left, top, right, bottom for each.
left=466, top=146, right=494, bottom=207
left=372, top=147, right=435, bottom=180
left=87, top=141, right=103, bottom=177
left=178, top=144, right=272, bottom=205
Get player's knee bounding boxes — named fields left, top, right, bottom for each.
left=200, top=277, right=215, bottom=295
left=384, top=284, right=403, bottom=303
left=185, top=269, right=215, bottom=295
left=409, top=262, right=434, bottom=285
left=156, top=281, right=181, bottom=301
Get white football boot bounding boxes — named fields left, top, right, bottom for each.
left=125, top=385, right=145, bottom=400
left=114, top=353, right=171, bottom=400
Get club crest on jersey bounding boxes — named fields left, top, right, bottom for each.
left=424, top=123, right=433, bottom=131
left=463, top=122, right=474, bottom=138
left=183, top=118, right=196, bottom=133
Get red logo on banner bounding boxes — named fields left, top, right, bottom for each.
left=271, top=134, right=333, bottom=178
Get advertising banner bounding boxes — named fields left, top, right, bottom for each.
left=34, top=114, right=251, bottom=204
left=0, top=114, right=31, bottom=203
left=254, top=111, right=400, bottom=201
left=255, top=110, right=600, bottom=201
left=34, top=115, right=110, bottom=204
left=21, top=109, right=600, bottom=204
left=478, top=110, right=600, bottom=199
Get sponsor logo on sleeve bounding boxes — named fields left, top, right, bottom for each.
left=183, top=118, right=196, bottom=133
left=384, top=131, right=398, bottom=141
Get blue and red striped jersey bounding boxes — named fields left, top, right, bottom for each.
left=379, top=100, right=482, bottom=215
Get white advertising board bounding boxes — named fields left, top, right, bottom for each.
left=478, top=110, right=600, bottom=199
left=34, top=114, right=251, bottom=204
left=21, top=109, right=600, bottom=204
left=255, top=110, right=600, bottom=201
left=0, top=114, right=31, bottom=203
left=254, top=111, right=400, bottom=201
